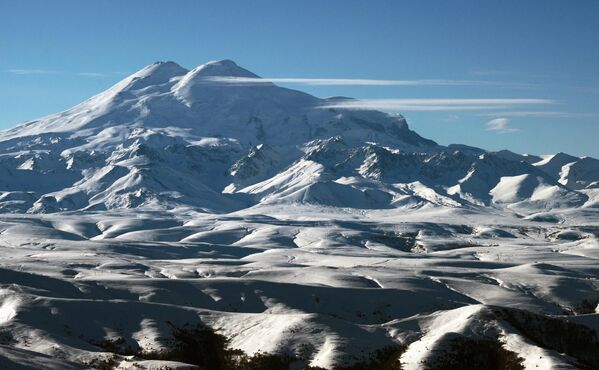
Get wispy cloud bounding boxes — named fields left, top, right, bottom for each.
left=318, top=98, right=554, bottom=111
left=77, top=72, right=106, bottom=77
left=7, top=69, right=111, bottom=77
left=478, top=111, right=596, bottom=118
left=470, top=69, right=549, bottom=79
left=204, top=76, right=530, bottom=88
left=486, top=118, right=519, bottom=133
left=7, top=69, right=58, bottom=75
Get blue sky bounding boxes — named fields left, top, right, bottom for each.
left=1, top=0, right=598, bottom=156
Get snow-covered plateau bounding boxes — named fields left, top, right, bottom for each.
left=0, top=60, right=598, bottom=369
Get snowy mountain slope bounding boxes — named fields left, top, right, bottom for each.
left=492, top=149, right=542, bottom=164
left=0, top=60, right=434, bottom=149
left=236, top=138, right=587, bottom=211
left=533, top=152, right=580, bottom=178
left=556, top=156, right=599, bottom=190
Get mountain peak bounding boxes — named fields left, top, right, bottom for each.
left=171, top=59, right=264, bottom=103
left=132, top=60, right=187, bottom=78
left=185, top=59, right=259, bottom=79
left=150, top=60, right=183, bottom=67
left=123, top=61, right=188, bottom=91
left=553, top=152, right=579, bottom=160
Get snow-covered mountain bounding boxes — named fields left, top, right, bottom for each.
left=0, top=59, right=596, bottom=215
left=2, top=60, right=599, bottom=370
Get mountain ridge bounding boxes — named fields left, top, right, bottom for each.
left=0, top=59, right=597, bottom=214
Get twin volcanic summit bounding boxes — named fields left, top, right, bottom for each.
left=1, top=60, right=599, bottom=369
left=1, top=59, right=596, bottom=214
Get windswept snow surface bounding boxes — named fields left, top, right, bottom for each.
left=0, top=60, right=599, bottom=369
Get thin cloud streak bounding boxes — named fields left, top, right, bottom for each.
left=7, top=69, right=58, bottom=75
left=78, top=72, right=106, bottom=77
left=318, top=98, right=555, bottom=111
left=8, top=69, right=110, bottom=77
left=478, top=111, right=596, bottom=118
left=205, top=76, right=531, bottom=88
